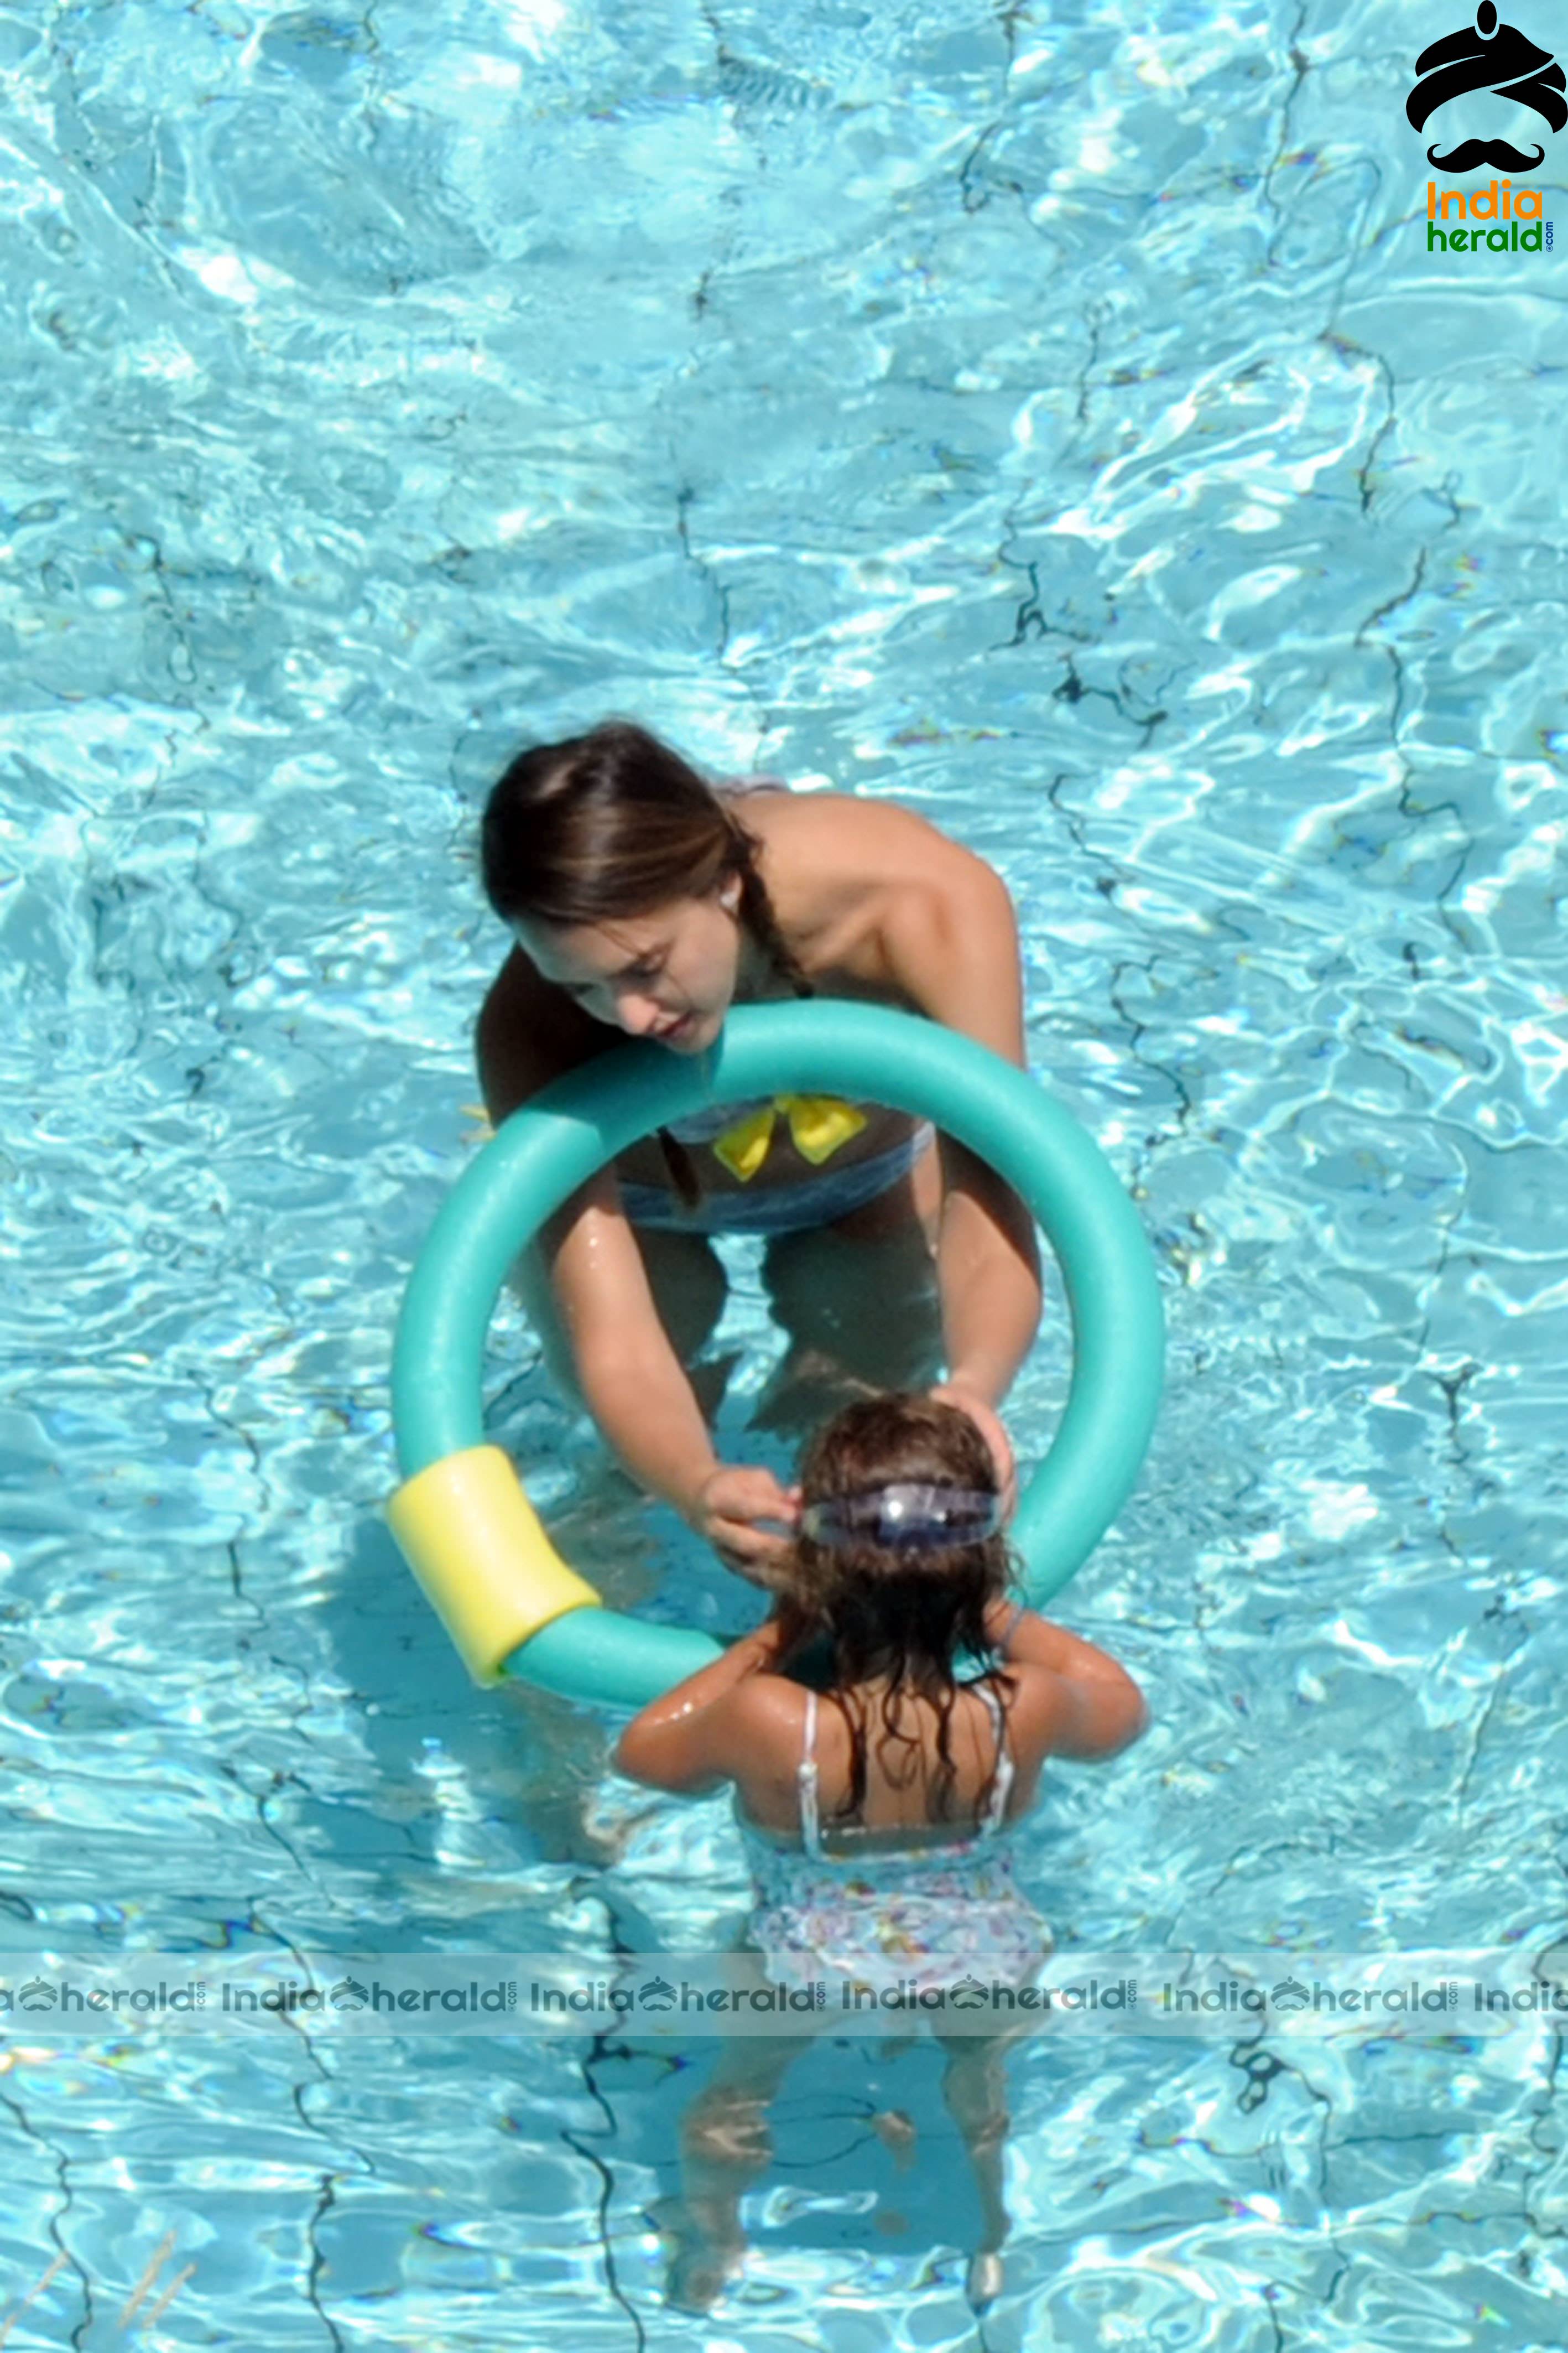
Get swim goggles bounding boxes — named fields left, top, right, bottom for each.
left=798, top=1483, right=1003, bottom=1552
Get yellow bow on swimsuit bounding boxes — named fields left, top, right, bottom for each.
left=710, top=1093, right=869, bottom=1182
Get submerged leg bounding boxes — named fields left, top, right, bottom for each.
left=934, top=2028, right=1019, bottom=2305
left=512, top=1225, right=731, bottom=1412
left=753, top=1162, right=942, bottom=1438
left=660, top=2031, right=804, bottom=2312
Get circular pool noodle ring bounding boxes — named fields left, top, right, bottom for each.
left=388, top=1001, right=1164, bottom=1711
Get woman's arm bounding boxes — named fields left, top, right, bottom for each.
left=614, top=1625, right=785, bottom=1792
left=871, top=835, right=1044, bottom=1412
left=543, top=1189, right=797, bottom=1570
left=477, top=957, right=795, bottom=1570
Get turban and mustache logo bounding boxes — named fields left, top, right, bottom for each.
left=1406, top=1, right=1566, bottom=173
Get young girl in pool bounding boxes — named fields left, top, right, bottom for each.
left=476, top=719, right=1041, bottom=1577
left=614, top=1394, right=1147, bottom=2313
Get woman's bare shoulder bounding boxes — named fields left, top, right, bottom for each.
left=746, top=787, right=973, bottom=875
left=748, top=791, right=1001, bottom=962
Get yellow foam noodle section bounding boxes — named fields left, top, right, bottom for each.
left=387, top=1445, right=601, bottom=1684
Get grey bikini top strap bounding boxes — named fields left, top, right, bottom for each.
left=798, top=1690, right=824, bottom=1859
left=977, top=1681, right=1015, bottom=1837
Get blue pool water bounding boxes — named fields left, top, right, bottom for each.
left=3, top=0, right=1567, bottom=2343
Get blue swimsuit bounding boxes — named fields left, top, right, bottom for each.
left=618, top=1120, right=935, bottom=1235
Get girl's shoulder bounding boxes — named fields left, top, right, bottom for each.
left=698, top=1669, right=814, bottom=1798
left=999, top=1654, right=1146, bottom=1769
left=723, top=1665, right=815, bottom=1739
left=991, top=1659, right=1070, bottom=1765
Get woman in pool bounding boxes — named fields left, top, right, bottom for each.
left=614, top=1393, right=1147, bottom=2312
left=477, top=718, right=1042, bottom=1575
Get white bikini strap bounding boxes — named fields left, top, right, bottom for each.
left=978, top=1681, right=1015, bottom=1836
left=797, top=1690, right=824, bottom=1859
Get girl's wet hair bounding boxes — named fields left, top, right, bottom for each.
left=772, top=1394, right=1018, bottom=1830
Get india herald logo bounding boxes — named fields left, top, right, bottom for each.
left=1407, top=2, right=1566, bottom=174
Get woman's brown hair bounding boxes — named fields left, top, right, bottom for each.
left=772, top=1395, right=1017, bottom=1831
left=481, top=721, right=810, bottom=1203
left=481, top=718, right=809, bottom=994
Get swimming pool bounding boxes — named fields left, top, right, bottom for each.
left=3, top=0, right=1566, bottom=2341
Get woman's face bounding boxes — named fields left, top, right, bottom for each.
left=516, top=884, right=743, bottom=1053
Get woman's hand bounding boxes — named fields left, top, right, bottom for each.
left=688, top=1466, right=801, bottom=1582
left=926, top=1380, right=1018, bottom=1521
